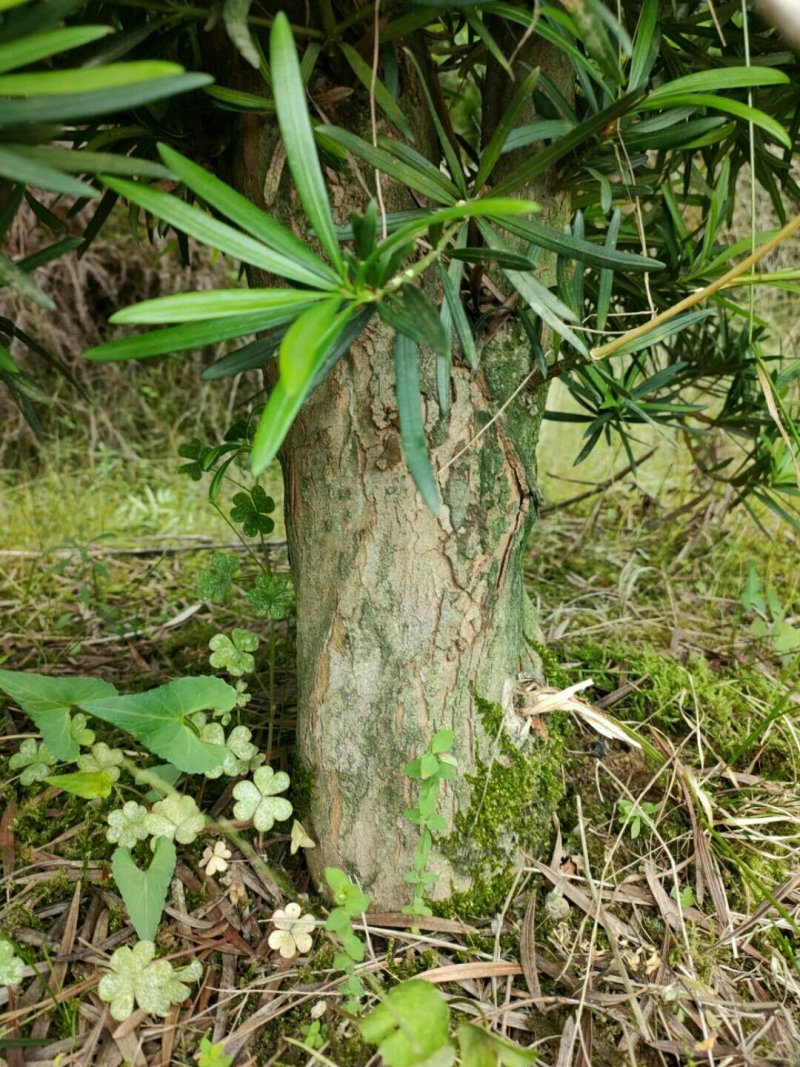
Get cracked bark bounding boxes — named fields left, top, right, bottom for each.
left=222, top=27, right=573, bottom=909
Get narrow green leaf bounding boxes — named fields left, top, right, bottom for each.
left=0, top=25, right=110, bottom=73
left=251, top=307, right=365, bottom=475
left=0, top=146, right=98, bottom=198
left=0, top=670, right=117, bottom=761
left=403, top=48, right=466, bottom=194
left=610, top=309, right=713, bottom=356
left=278, top=299, right=351, bottom=397
left=628, top=0, right=658, bottom=90
left=202, top=333, right=282, bottom=380
left=112, top=839, right=176, bottom=941
left=0, top=73, right=213, bottom=125
left=205, top=84, right=274, bottom=112
left=394, top=334, right=441, bottom=513
left=101, top=175, right=335, bottom=289
left=596, top=208, right=620, bottom=332
left=45, top=771, right=113, bottom=799
left=84, top=309, right=301, bottom=362
left=497, top=215, right=662, bottom=272
left=0, top=61, right=183, bottom=96
left=0, top=342, right=18, bottom=373
left=80, top=677, right=232, bottom=773
left=0, top=249, right=55, bottom=309
left=503, top=119, right=573, bottom=153
left=339, top=42, right=413, bottom=139
left=270, top=11, right=343, bottom=272
left=156, top=144, right=339, bottom=288
left=492, top=92, right=644, bottom=196
left=9, top=145, right=172, bottom=180
left=317, top=126, right=457, bottom=204
left=439, top=260, right=477, bottom=371
left=474, top=67, right=540, bottom=188
left=640, top=92, right=791, bottom=148
left=647, top=65, right=789, bottom=102
left=450, top=246, right=535, bottom=270
left=223, top=0, right=259, bottom=69
left=111, top=288, right=327, bottom=325
left=374, top=197, right=539, bottom=265
left=379, top=285, right=449, bottom=358
left=478, top=223, right=587, bottom=355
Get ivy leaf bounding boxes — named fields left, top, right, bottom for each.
left=359, top=979, right=453, bottom=1067
left=232, top=765, right=292, bottom=831
left=195, top=552, right=239, bottom=603
left=246, top=572, right=294, bottom=620
left=80, top=676, right=232, bottom=774
left=229, top=485, right=275, bottom=536
left=208, top=628, right=259, bottom=677
left=97, top=939, right=202, bottom=1021
left=144, top=794, right=205, bottom=844
left=44, top=770, right=113, bottom=799
left=0, top=670, right=117, bottom=760
left=457, top=1023, right=538, bottom=1066
left=111, top=839, right=177, bottom=941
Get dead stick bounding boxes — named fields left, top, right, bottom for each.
left=590, top=213, right=800, bottom=361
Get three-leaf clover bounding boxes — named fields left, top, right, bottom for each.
left=195, top=552, right=239, bottom=603
left=208, top=629, right=258, bottom=678
left=106, top=801, right=150, bottom=848
left=69, top=713, right=95, bottom=747
left=9, top=739, right=55, bottom=786
left=0, top=939, right=25, bottom=987
left=78, top=742, right=124, bottom=782
left=232, top=766, right=292, bottom=832
left=200, top=722, right=263, bottom=779
left=268, top=902, right=316, bottom=958
left=246, top=572, right=294, bottom=620
left=145, top=794, right=205, bottom=844
left=177, top=438, right=213, bottom=481
left=197, top=1036, right=234, bottom=1067
left=97, top=940, right=203, bottom=1021
left=229, top=485, right=275, bottom=537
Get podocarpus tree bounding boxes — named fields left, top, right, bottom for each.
left=3, top=0, right=799, bottom=909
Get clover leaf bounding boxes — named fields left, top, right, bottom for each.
left=77, top=742, right=124, bottom=782
left=98, top=940, right=203, bottom=1021
left=200, top=722, right=263, bottom=779
left=0, top=939, right=25, bottom=988
left=246, top=572, right=294, bottom=620
left=177, top=438, right=213, bottom=481
left=106, top=801, right=150, bottom=848
left=196, top=552, right=239, bottom=603
left=145, top=794, right=205, bottom=844
left=9, top=739, right=55, bottom=786
left=208, top=629, right=258, bottom=678
left=360, top=980, right=453, bottom=1067
left=232, top=765, right=292, bottom=832
left=69, top=713, right=95, bottom=747
left=229, top=485, right=275, bottom=537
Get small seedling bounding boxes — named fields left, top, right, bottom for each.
left=403, top=729, right=457, bottom=928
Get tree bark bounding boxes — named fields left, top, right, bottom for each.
left=225, top=25, right=573, bottom=912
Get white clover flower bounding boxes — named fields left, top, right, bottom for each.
left=201, top=840, right=232, bottom=876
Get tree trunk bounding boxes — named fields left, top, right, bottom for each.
left=226, top=28, right=572, bottom=912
